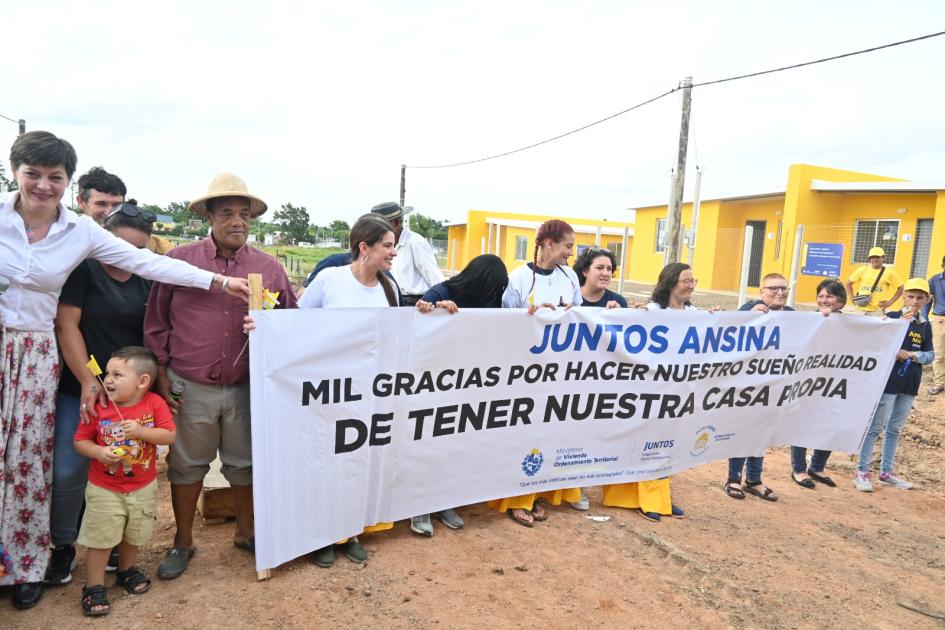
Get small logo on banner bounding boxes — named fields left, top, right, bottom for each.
left=691, top=426, right=716, bottom=456
left=522, top=448, right=544, bottom=477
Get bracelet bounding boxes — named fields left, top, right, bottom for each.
left=221, top=277, right=230, bottom=292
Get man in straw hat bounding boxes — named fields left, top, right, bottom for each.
left=144, top=173, right=297, bottom=579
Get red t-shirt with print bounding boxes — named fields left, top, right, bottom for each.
left=74, top=392, right=175, bottom=493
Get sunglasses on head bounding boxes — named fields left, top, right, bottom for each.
left=105, top=204, right=156, bottom=224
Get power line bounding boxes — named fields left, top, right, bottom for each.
left=407, top=29, right=945, bottom=170
left=0, top=112, right=20, bottom=124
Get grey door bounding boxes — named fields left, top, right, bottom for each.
left=910, top=219, right=934, bottom=278
left=746, top=220, right=766, bottom=287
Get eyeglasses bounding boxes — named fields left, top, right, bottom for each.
left=681, top=278, right=698, bottom=287
left=586, top=246, right=612, bottom=255
left=105, top=204, right=156, bottom=224
left=762, top=286, right=789, bottom=294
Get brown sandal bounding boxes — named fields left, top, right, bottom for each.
left=508, top=508, right=534, bottom=527
left=530, top=499, right=548, bottom=521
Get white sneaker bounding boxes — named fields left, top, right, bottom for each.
left=570, top=489, right=590, bottom=511
left=853, top=471, right=873, bottom=492
left=878, top=471, right=913, bottom=490
left=410, top=514, right=433, bottom=536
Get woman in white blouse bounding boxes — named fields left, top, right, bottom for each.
left=0, top=131, right=248, bottom=609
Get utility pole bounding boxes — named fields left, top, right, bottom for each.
left=18, top=119, right=25, bottom=135
left=664, top=76, right=692, bottom=264
left=399, top=164, right=406, bottom=210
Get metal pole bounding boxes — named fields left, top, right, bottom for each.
left=618, top=225, right=630, bottom=294
left=687, top=166, right=704, bottom=266
left=399, top=165, right=406, bottom=210
left=664, top=76, right=693, bottom=264
left=786, top=224, right=804, bottom=308
left=737, top=225, right=754, bottom=308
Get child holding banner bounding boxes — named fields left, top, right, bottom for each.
left=494, top=219, right=584, bottom=525
left=854, top=278, right=933, bottom=492
left=411, top=254, right=509, bottom=535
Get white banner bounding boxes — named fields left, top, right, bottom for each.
left=249, top=308, right=906, bottom=570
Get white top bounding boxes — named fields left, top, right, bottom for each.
left=391, top=228, right=444, bottom=295
left=299, top=265, right=392, bottom=308
left=0, top=192, right=214, bottom=331
left=645, top=302, right=698, bottom=311
left=502, top=263, right=583, bottom=308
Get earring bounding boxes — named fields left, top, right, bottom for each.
left=360, top=255, right=368, bottom=264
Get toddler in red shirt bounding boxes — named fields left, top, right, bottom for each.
left=74, top=346, right=175, bottom=616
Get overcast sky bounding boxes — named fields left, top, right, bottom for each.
left=3, top=1, right=944, bottom=225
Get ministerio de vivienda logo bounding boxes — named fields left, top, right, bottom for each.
left=691, top=426, right=716, bottom=456
left=521, top=448, right=544, bottom=477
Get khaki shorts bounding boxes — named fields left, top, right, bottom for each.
left=166, top=367, right=252, bottom=486
left=77, top=480, right=158, bottom=549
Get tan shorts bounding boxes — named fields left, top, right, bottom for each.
left=77, top=480, right=158, bottom=549
left=165, top=367, right=252, bottom=486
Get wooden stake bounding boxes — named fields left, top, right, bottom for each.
left=248, top=273, right=264, bottom=310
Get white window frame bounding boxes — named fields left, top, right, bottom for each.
left=514, top=235, right=528, bottom=261
left=852, top=219, right=899, bottom=264
left=655, top=218, right=667, bottom=253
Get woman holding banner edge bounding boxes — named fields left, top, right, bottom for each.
left=491, top=219, right=584, bottom=526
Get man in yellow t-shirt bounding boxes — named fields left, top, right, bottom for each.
left=845, top=247, right=903, bottom=316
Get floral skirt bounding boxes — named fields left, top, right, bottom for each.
left=0, top=330, right=59, bottom=584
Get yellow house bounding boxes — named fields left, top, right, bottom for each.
left=446, top=210, right=635, bottom=278
left=629, top=164, right=945, bottom=305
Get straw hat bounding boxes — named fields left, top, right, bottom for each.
left=189, top=173, right=268, bottom=218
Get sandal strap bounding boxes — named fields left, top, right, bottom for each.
left=82, top=584, right=110, bottom=607
left=117, top=566, right=151, bottom=590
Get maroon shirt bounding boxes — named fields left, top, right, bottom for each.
left=144, top=237, right=297, bottom=385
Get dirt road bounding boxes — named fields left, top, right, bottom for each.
left=7, top=393, right=945, bottom=629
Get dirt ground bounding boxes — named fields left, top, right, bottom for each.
left=6, top=385, right=945, bottom=629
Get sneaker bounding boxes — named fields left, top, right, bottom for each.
left=853, top=471, right=873, bottom=492
left=637, top=508, right=661, bottom=522
left=878, top=471, right=913, bottom=490
left=342, top=539, right=368, bottom=564
left=433, top=508, right=464, bottom=530
left=670, top=504, right=685, bottom=518
left=157, top=546, right=196, bottom=580
left=570, top=489, right=590, bottom=511
left=44, top=545, right=76, bottom=585
left=410, top=514, right=434, bottom=537
left=312, top=545, right=335, bottom=568
left=105, top=547, right=120, bottom=573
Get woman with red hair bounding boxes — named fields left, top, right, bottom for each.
left=490, top=219, right=583, bottom=526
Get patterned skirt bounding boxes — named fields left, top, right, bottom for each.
left=0, top=330, right=59, bottom=584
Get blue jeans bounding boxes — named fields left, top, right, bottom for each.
left=857, top=392, right=913, bottom=474
left=50, top=392, right=90, bottom=547
left=727, top=456, right=764, bottom=483
left=790, top=447, right=832, bottom=474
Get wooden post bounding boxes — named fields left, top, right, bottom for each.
left=665, top=76, right=692, bottom=264
left=248, top=274, right=264, bottom=310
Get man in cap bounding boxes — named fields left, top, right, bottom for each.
left=144, top=173, right=297, bottom=579
left=845, top=247, right=903, bottom=316
left=370, top=202, right=444, bottom=306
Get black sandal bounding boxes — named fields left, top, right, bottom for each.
left=116, top=566, right=152, bottom=595
left=723, top=479, right=745, bottom=499
left=82, top=584, right=111, bottom=617
left=791, top=472, right=816, bottom=489
left=743, top=481, right=778, bottom=502
left=807, top=469, right=837, bottom=487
